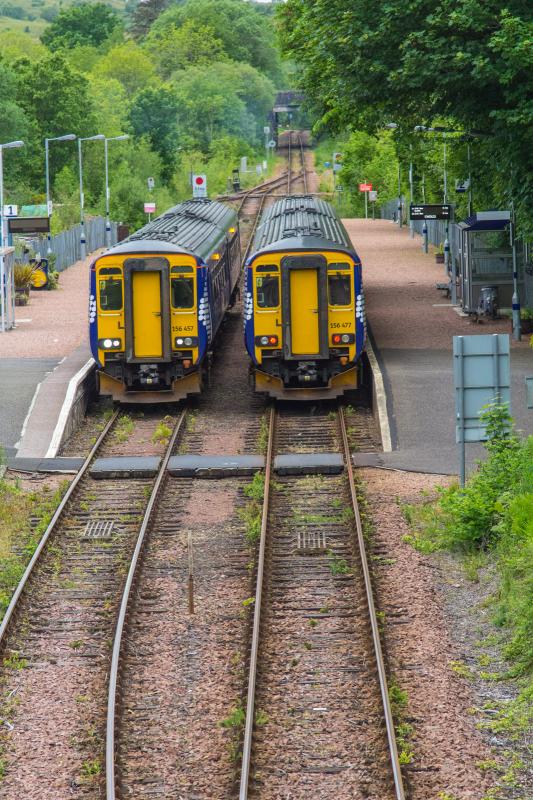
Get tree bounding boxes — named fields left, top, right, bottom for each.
left=171, top=61, right=274, bottom=149
left=130, top=0, right=170, bottom=39
left=129, top=86, right=179, bottom=175
left=14, top=53, right=96, bottom=186
left=143, top=18, right=226, bottom=79
left=278, top=0, right=533, bottom=236
left=150, top=0, right=283, bottom=83
left=93, top=41, right=158, bottom=95
left=41, top=2, right=121, bottom=49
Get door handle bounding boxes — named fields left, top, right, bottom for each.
left=152, top=312, right=162, bottom=317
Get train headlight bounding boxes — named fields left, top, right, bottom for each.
left=174, top=336, right=198, bottom=348
left=255, top=335, right=278, bottom=347
left=332, top=333, right=354, bottom=345
left=98, top=338, right=122, bottom=349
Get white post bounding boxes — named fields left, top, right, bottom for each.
left=104, top=138, right=111, bottom=248
left=79, top=138, right=86, bottom=260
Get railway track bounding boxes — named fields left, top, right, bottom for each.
left=0, top=409, right=185, bottom=796
left=239, top=405, right=405, bottom=799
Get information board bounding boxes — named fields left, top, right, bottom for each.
left=410, top=204, right=453, bottom=221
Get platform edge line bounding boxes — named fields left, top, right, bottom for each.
left=365, top=338, right=393, bottom=453
left=45, top=358, right=95, bottom=458
left=14, top=380, right=43, bottom=451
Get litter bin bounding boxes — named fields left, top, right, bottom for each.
left=477, top=286, right=498, bottom=318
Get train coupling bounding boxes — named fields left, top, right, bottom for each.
left=297, top=361, right=318, bottom=383
left=138, top=364, right=161, bottom=386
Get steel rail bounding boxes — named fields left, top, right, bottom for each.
left=241, top=192, right=268, bottom=266
left=239, top=406, right=275, bottom=800
left=0, top=408, right=120, bottom=648
left=218, top=170, right=290, bottom=202
left=338, top=407, right=406, bottom=800
left=105, top=409, right=187, bottom=800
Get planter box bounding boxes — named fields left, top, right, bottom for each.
left=435, top=253, right=445, bottom=264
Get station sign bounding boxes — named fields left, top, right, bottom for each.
left=193, top=174, right=207, bottom=198
left=144, top=202, right=156, bottom=214
left=359, top=183, right=372, bottom=192
left=410, top=203, right=453, bottom=221
left=8, top=216, right=50, bottom=233
left=3, top=204, right=18, bottom=217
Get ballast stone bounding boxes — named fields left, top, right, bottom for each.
left=90, top=456, right=161, bottom=479
left=167, top=454, right=265, bottom=478
left=274, top=453, right=344, bottom=475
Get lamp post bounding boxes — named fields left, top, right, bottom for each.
left=0, top=140, right=24, bottom=333
left=104, top=135, right=129, bottom=247
left=45, top=133, right=76, bottom=255
left=79, top=134, right=105, bottom=260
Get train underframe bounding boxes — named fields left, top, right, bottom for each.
left=252, top=356, right=359, bottom=400
left=97, top=357, right=206, bottom=403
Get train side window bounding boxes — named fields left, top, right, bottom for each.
left=171, top=277, right=194, bottom=309
left=99, top=278, right=122, bottom=310
left=328, top=274, right=351, bottom=306
left=256, top=275, right=279, bottom=308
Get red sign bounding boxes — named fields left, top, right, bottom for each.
left=359, top=183, right=373, bottom=192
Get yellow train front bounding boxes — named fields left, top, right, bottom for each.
left=90, top=199, right=240, bottom=402
left=244, top=195, right=365, bottom=400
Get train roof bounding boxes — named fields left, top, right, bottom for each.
left=251, top=195, right=359, bottom=261
left=104, top=199, right=237, bottom=262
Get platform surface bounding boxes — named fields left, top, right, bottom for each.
left=0, top=251, right=98, bottom=459
left=343, top=219, right=532, bottom=475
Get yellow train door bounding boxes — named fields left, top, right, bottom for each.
left=132, top=271, right=163, bottom=357
left=289, top=269, right=320, bottom=354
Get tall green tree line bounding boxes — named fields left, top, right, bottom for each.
left=278, top=0, right=533, bottom=236
left=0, top=0, right=284, bottom=230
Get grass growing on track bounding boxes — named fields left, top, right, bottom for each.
left=0, top=468, right=69, bottom=621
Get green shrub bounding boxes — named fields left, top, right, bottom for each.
left=403, top=404, right=532, bottom=674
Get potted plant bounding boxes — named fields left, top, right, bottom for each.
left=519, top=307, right=533, bottom=334
left=14, top=262, right=34, bottom=305
left=435, top=243, right=445, bottom=264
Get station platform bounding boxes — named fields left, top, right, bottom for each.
left=0, top=252, right=97, bottom=461
left=343, top=218, right=532, bottom=475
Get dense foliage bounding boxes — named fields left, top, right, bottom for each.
left=278, top=0, right=533, bottom=238
left=404, top=404, right=533, bottom=676
left=0, top=0, right=283, bottom=230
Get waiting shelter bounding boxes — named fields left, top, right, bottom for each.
left=458, top=211, right=524, bottom=313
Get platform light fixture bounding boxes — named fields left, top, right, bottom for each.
left=45, top=133, right=76, bottom=254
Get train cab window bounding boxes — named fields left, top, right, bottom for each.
left=256, top=275, right=279, bottom=308
left=328, top=274, right=351, bottom=306
left=171, top=277, right=194, bottom=308
left=99, top=277, right=122, bottom=310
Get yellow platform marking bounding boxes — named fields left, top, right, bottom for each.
left=290, top=269, right=319, bottom=354
left=133, top=271, right=162, bottom=357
